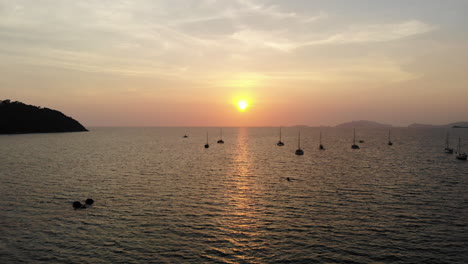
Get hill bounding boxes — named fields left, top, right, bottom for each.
left=408, top=122, right=468, bottom=128
left=335, top=120, right=392, bottom=128
left=0, top=100, right=88, bottom=134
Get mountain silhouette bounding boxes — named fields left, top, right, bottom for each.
left=335, top=120, right=392, bottom=128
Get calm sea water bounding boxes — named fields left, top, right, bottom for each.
left=1, top=127, right=467, bottom=263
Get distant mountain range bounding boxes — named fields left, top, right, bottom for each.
left=335, top=120, right=392, bottom=128
left=408, top=122, right=468, bottom=128
left=335, top=120, right=468, bottom=128
left=0, top=99, right=88, bottom=134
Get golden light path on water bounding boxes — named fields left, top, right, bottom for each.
left=213, top=127, right=264, bottom=262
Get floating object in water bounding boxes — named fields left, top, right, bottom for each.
left=359, top=140, right=365, bottom=143
left=295, top=130, right=304, bottom=155
left=286, top=177, right=291, bottom=181
left=183, top=134, right=188, bottom=138
left=388, top=129, right=393, bottom=146
left=73, top=201, right=85, bottom=209
left=319, top=131, right=325, bottom=150
left=85, top=198, right=94, bottom=205
left=277, top=126, right=285, bottom=146
left=352, top=129, right=360, bottom=149
left=444, top=131, right=453, bottom=153
left=295, top=148, right=304, bottom=155
left=456, top=137, right=467, bottom=160
left=217, top=128, right=224, bottom=144
left=205, top=132, right=210, bottom=148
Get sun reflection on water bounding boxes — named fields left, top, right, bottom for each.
left=215, top=127, right=266, bottom=262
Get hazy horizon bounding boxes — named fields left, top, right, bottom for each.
left=1, top=0, right=468, bottom=127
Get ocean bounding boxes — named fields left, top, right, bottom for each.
left=1, top=127, right=467, bottom=263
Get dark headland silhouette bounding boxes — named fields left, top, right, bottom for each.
left=0, top=99, right=88, bottom=134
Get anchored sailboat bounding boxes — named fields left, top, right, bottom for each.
left=319, top=131, right=325, bottom=150
left=456, top=137, right=467, bottom=160
left=277, top=126, right=285, bottom=146
left=444, top=131, right=453, bottom=154
left=295, top=130, right=304, bottom=155
left=217, top=128, right=224, bottom=144
left=204, top=132, right=209, bottom=148
left=351, top=128, right=360, bottom=149
left=388, top=129, right=393, bottom=146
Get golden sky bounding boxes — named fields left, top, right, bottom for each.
left=1, top=0, right=467, bottom=126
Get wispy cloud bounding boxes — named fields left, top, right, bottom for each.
left=228, top=20, right=436, bottom=52
left=310, top=20, right=436, bottom=45
left=0, top=0, right=436, bottom=84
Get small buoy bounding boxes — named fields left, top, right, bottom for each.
left=73, top=201, right=83, bottom=209
left=85, top=198, right=94, bottom=205
left=286, top=177, right=291, bottom=181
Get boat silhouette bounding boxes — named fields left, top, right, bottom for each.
left=277, top=126, right=285, bottom=146
left=456, top=137, right=467, bottom=160
left=217, top=128, right=224, bottom=144
left=204, top=132, right=209, bottom=148
left=444, top=131, right=453, bottom=154
left=319, top=130, right=325, bottom=150
left=295, top=130, right=304, bottom=155
left=388, top=129, right=393, bottom=146
left=351, top=129, right=360, bottom=149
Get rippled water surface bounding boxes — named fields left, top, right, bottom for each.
left=1, top=127, right=468, bottom=263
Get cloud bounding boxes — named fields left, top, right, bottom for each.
left=310, top=20, right=436, bottom=45
left=228, top=20, right=436, bottom=52
left=0, top=0, right=436, bottom=85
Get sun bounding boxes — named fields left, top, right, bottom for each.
left=237, top=100, right=249, bottom=112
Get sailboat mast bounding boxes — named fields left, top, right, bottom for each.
left=446, top=131, right=449, bottom=148
left=280, top=127, right=282, bottom=141
left=206, top=132, right=208, bottom=144
left=298, top=131, right=301, bottom=149
left=353, top=128, right=356, bottom=144
left=459, top=137, right=461, bottom=153
left=320, top=131, right=322, bottom=144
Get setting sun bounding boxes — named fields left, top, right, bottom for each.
left=237, top=100, right=249, bottom=112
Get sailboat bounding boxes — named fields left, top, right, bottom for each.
left=456, top=137, right=467, bottom=160
left=183, top=134, right=188, bottom=138
left=351, top=128, right=360, bottom=149
left=319, top=131, right=325, bottom=150
left=277, top=126, right=285, bottom=146
left=388, top=129, right=393, bottom=146
left=444, top=131, right=453, bottom=154
left=204, top=132, right=209, bottom=148
left=217, top=128, right=224, bottom=144
left=295, top=130, right=304, bottom=155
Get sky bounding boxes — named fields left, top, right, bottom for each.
left=1, top=0, right=468, bottom=127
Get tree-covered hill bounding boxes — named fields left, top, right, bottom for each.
left=0, top=100, right=88, bottom=134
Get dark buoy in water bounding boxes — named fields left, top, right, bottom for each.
left=85, top=198, right=94, bottom=205
left=286, top=177, right=291, bottom=182
left=73, top=201, right=85, bottom=209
